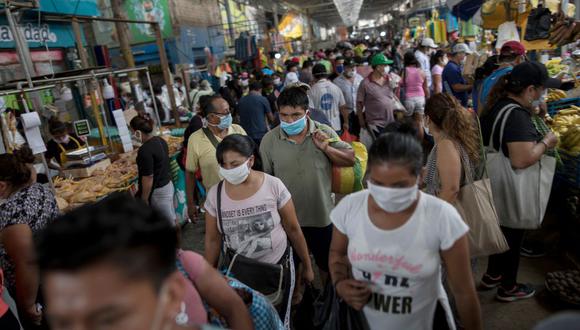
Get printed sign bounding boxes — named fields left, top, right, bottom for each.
left=73, top=120, right=91, bottom=137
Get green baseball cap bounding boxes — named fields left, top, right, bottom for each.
left=371, top=53, right=394, bottom=66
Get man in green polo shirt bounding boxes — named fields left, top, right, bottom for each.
left=260, top=84, right=354, bottom=281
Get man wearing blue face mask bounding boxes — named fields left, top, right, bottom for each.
left=185, top=95, right=246, bottom=221
left=260, top=85, right=355, bottom=287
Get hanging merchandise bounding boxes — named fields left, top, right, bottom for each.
left=452, top=0, right=484, bottom=21
left=496, top=21, right=521, bottom=49
left=481, top=0, right=531, bottom=29
left=461, top=18, right=478, bottom=37
left=548, top=12, right=580, bottom=47
left=234, top=32, right=258, bottom=61
left=446, top=12, right=460, bottom=32
left=524, top=5, right=552, bottom=40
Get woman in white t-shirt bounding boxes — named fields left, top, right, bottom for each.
left=204, top=134, right=314, bottom=326
left=329, top=133, right=482, bottom=330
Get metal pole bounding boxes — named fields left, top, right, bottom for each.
left=91, top=72, right=115, bottom=151
left=182, top=67, right=193, bottom=111
left=110, top=0, right=140, bottom=96
left=5, top=4, right=35, bottom=87
left=71, top=17, right=108, bottom=146
left=145, top=69, right=162, bottom=133
left=153, top=22, right=181, bottom=127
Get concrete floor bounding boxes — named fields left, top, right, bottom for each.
left=181, top=217, right=579, bottom=330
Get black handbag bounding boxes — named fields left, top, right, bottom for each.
left=524, top=5, right=551, bottom=41
left=216, top=181, right=291, bottom=307
left=314, top=282, right=370, bottom=330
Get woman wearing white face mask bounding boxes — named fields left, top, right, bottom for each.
left=478, top=61, right=560, bottom=302
left=130, top=115, right=176, bottom=226
left=45, top=117, right=83, bottom=170
left=329, top=133, right=482, bottom=330
left=204, top=134, right=313, bottom=326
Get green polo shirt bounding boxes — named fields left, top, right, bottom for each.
left=260, top=118, right=352, bottom=228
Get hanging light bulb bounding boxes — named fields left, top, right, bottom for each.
left=60, top=86, right=73, bottom=102
left=102, top=78, right=115, bottom=99
left=380, top=31, right=387, bottom=37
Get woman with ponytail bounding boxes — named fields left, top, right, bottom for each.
left=423, top=93, right=480, bottom=203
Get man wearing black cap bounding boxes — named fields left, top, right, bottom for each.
left=308, top=64, right=348, bottom=133
left=479, top=61, right=560, bottom=302
left=333, top=59, right=364, bottom=136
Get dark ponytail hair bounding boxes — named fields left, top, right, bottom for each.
left=130, top=115, right=154, bottom=134
left=368, top=132, right=423, bottom=176
left=0, top=153, right=31, bottom=187
left=481, top=72, right=528, bottom=117
left=48, top=117, right=67, bottom=136
left=14, top=145, right=35, bottom=164
left=216, top=134, right=263, bottom=171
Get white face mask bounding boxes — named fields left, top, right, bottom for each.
left=273, top=78, right=281, bottom=85
left=219, top=160, right=250, bottom=185
left=55, top=135, right=70, bottom=144
left=368, top=180, right=418, bottom=213
left=384, top=66, right=390, bottom=75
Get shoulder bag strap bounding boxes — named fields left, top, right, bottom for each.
left=488, top=104, right=518, bottom=151
left=217, top=180, right=226, bottom=242
left=203, top=127, right=221, bottom=149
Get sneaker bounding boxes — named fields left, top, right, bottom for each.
left=520, top=245, right=546, bottom=258
left=479, top=274, right=502, bottom=290
left=496, top=284, right=536, bottom=302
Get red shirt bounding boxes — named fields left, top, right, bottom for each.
left=0, top=269, right=9, bottom=317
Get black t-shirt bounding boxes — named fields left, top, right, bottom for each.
left=136, top=136, right=171, bottom=197
left=45, top=134, right=82, bottom=164
left=480, top=97, right=541, bottom=158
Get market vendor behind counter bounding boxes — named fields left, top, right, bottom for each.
left=45, top=118, right=83, bottom=168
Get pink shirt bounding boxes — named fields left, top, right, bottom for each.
left=431, top=65, right=444, bottom=94
left=205, top=174, right=291, bottom=264
left=0, top=269, right=10, bottom=318
left=177, top=250, right=208, bottom=324
left=401, top=67, right=425, bottom=98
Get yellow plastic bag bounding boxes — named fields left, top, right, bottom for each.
left=331, top=141, right=368, bottom=195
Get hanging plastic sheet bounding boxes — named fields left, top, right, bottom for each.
left=452, top=0, right=484, bottom=21
left=278, top=13, right=304, bottom=39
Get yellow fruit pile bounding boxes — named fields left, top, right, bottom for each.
left=551, top=106, right=580, bottom=155
left=547, top=89, right=568, bottom=103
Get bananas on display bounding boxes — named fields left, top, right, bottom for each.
left=550, top=105, right=580, bottom=155
left=547, top=89, right=568, bottom=102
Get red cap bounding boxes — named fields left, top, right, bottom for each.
left=500, top=41, right=526, bottom=56
left=291, top=57, right=300, bottom=63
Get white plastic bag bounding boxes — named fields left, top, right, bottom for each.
left=496, top=21, right=520, bottom=50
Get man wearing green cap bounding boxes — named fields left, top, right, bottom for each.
left=356, top=53, right=396, bottom=137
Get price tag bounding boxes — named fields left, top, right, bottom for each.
left=73, top=119, right=91, bottom=137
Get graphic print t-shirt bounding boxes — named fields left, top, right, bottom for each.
left=331, top=191, right=468, bottom=330
left=308, top=79, right=346, bottom=131
left=205, top=174, right=291, bottom=264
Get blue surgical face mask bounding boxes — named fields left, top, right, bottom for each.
left=281, top=112, right=308, bottom=136
left=336, top=64, right=344, bottom=74
left=209, top=113, right=233, bottom=130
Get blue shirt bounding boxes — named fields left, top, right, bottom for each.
left=442, top=61, right=469, bottom=107
left=238, top=93, right=272, bottom=140
left=478, top=66, right=513, bottom=111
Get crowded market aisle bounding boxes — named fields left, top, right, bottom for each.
left=180, top=209, right=578, bottom=330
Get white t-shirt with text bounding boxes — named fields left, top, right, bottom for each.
left=205, top=174, right=291, bottom=264
left=331, top=190, right=468, bottom=330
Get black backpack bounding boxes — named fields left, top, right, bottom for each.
left=524, top=6, right=552, bottom=41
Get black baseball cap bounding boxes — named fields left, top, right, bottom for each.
left=312, top=63, right=328, bottom=77
left=508, top=61, right=561, bottom=89
left=343, top=58, right=357, bottom=68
